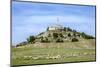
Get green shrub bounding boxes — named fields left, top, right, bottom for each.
left=48, top=33, right=51, bottom=37
left=59, top=33, right=64, bottom=38
left=67, top=27, right=72, bottom=31
left=73, top=33, right=76, bottom=37
left=68, top=33, right=71, bottom=37
left=40, top=37, right=50, bottom=43
left=81, top=32, right=95, bottom=39
left=56, top=38, right=63, bottom=42
left=71, top=38, right=79, bottom=42
left=53, top=33, right=58, bottom=39
left=16, top=41, right=28, bottom=47
left=63, top=27, right=66, bottom=31
left=27, top=35, right=35, bottom=44
left=47, top=27, right=49, bottom=31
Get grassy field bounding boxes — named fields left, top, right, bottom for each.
left=12, top=39, right=96, bottom=66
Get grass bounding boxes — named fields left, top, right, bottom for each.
left=12, top=39, right=96, bottom=66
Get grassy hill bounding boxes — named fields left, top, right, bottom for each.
left=12, top=26, right=96, bottom=66
left=12, top=39, right=96, bottom=66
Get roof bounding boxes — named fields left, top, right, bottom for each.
left=49, top=24, right=63, bottom=29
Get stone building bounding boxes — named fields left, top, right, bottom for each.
left=48, top=24, right=64, bottom=31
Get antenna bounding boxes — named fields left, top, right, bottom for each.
left=57, top=17, right=59, bottom=23
left=54, top=17, right=60, bottom=25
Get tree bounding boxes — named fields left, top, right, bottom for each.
left=47, top=27, right=49, bottom=31
left=56, top=38, right=63, bottom=42
left=71, top=38, right=79, bottom=42
left=68, top=33, right=71, bottom=37
left=81, top=32, right=95, bottom=39
left=40, top=37, right=50, bottom=43
left=53, top=33, right=58, bottom=39
left=59, top=33, right=63, bottom=38
left=27, top=35, right=35, bottom=44
left=73, top=33, right=76, bottom=37
left=81, top=32, right=86, bottom=38
left=48, top=33, right=51, bottom=37
left=73, top=30, right=77, bottom=33
left=67, top=27, right=72, bottom=31
left=86, top=35, right=95, bottom=39
left=63, top=27, right=66, bottom=31
left=16, top=41, right=28, bottom=47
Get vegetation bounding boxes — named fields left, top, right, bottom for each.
left=59, top=33, right=64, bottom=38
left=12, top=26, right=96, bottom=66
left=56, top=37, right=63, bottom=42
left=48, top=33, right=51, bottom=37
left=40, top=37, right=50, bottom=43
left=12, top=39, right=96, bottom=66
left=47, top=27, right=49, bottom=31
left=16, top=41, right=28, bottom=47
left=16, top=27, right=95, bottom=47
left=68, top=33, right=71, bottom=37
left=72, top=30, right=77, bottom=33
left=27, top=35, right=35, bottom=44
left=63, top=27, right=66, bottom=31
left=71, top=38, right=79, bottom=42
left=67, top=27, right=72, bottom=31
left=81, top=32, right=95, bottom=39
left=73, top=33, right=76, bottom=37
left=53, top=33, right=58, bottom=39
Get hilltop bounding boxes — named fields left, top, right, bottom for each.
left=16, top=24, right=95, bottom=47
left=12, top=24, right=96, bottom=66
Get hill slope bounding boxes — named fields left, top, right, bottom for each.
left=12, top=39, right=96, bottom=66
left=12, top=26, right=96, bottom=66
left=17, top=39, right=95, bottom=49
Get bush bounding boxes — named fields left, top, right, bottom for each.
left=73, top=33, right=76, bottom=37
left=27, top=35, right=35, bottom=44
left=83, top=34, right=95, bottom=39
left=48, top=33, right=51, bottom=37
left=73, top=30, right=77, bottom=32
left=56, top=38, right=63, bottom=42
left=59, top=33, right=64, bottom=38
left=40, top=37, right=50, bottom=43
left=81, top=32, right=95, bottom=39
left=16, top=41, right=28, bottom=47
left=71, top=38, right=79, bottom=42
left=53, top=33, right=58, bottom=39
left=63, top=27, right=66, bottom=31
left=67, top=27, right=72, bottom=31
left=68, top=33, right=71, bottom=37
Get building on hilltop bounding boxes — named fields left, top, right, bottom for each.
left=48, top=24, right=64, bottom=31
left=48, top=17, right=64, bottom=31
left=36, top=17, right=82, bottom=42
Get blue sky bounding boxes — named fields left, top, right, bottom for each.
left=12, top=1, right=96, bottom=45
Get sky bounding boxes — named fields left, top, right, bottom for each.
left=12, top=1, right=96, bottom=45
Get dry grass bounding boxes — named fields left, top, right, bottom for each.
left=12, top=39, right=96, bottom=66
